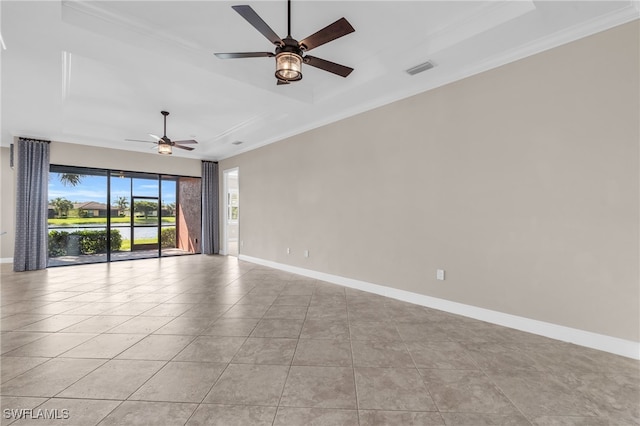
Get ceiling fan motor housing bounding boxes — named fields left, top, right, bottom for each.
left=275, top=37, right=303, bottom=81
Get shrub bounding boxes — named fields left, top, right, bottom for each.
left=161, top=227, right=176, bottom=248
left=48, top=230, right=69, bottom=257
left=48, top=229, right=122, bottom=257
left=75, top=229, right=122, bottom=254
left=74, top=230, right=104, bottom=254
left=109, top=230, right=123, bottom=251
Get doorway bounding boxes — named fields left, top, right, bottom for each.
left=131, top=196, right=159, bottom=251
left=223, top=168, right=239, bottom=256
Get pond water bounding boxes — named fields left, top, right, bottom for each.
left=48, top=225, right=173, bottom=241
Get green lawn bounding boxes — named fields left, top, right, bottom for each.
left=48, top=217, right=175, bottom=226
left=119, top=238, right=158, bottom=251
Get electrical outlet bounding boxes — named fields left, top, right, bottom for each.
left=436, top=269, right=445, bottom=280
left=240, top=240, right=244, bottom=248
left=304, top=250, right=309, bottom=258
left=286, top=248, right=290, bottom=255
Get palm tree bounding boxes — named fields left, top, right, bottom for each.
left=51, top=197, right=74, bottom=218
left=115, top=196, right=129, bottom=216
left=164, top=202, right=176, bottom=216
left=59, top=173, right=83, bottom=186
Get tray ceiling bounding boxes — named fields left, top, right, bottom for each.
left=1, top=1, right=637, bottom=160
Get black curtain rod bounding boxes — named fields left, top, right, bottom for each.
left=18, top=137, right=51, bottom=144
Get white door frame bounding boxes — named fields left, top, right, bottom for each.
left=222, top=167, right=239, bottom=256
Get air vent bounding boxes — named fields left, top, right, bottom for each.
left=405, top=60, right=435, bottom=76
left=232, top=141, right=243, bottom=145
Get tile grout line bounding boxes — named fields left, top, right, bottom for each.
left=346, top=296, right=364, bottom=426
left=399, top=320, right=447, bottom=424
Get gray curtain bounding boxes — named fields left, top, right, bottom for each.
left=14, top=138, right=50, bottom=271
left=201, top=161, right=219, bottom=254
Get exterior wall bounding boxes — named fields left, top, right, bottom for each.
left=220, top=22, right=640, bottom=342
left=177, top=177, right=202, bottom=254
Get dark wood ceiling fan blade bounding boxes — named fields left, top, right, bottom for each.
left=174, top=144, right=195, bottom=151
left=232, top=5, right=283, bottom=46
left=215, top=52, right=275, bottom=59
left=276, top=79, right=290, bottom=85
left=125, top=139, right=157, bottom=144
left=299, top=17, right=355, bottom=52
left=172, top=140, right=198, bottom=145
left=304, top=55, right=353, bottom=77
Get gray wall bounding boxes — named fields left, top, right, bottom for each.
left=220, top=21, right=639, bottom=342
left=0, top=147, right=16, bottom=260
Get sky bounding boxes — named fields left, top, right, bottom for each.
left=48, top=173, right=176, bottom=204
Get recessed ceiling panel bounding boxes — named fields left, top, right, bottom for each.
left=2, top=0, right=636, bottom=159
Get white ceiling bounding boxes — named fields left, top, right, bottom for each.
left=1, top=1, right=638, bottom=160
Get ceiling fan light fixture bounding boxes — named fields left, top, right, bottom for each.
left=275, top=52, right=302, bottom=81
left=126, top=111, right=198, bottom=153
left=158, top=143, right=172, bottom=155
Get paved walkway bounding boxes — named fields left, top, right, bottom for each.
left=47, top=248, right=194, bottom=267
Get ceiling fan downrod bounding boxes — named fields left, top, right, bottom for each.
left=287, top=0, right=291, bottom=37
left=161, top=111, right=169, bottom=138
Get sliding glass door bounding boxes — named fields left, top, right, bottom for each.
left=127, top=174, right=160, bottom=260
left=48, top=166, right=109, bottom=266
left=47, top=165, right=201, bottom=266
left=109, top=171, right=131, bottom=259
left=131, top=196, right=159, bottom=251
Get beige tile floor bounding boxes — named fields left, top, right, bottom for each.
left=1, top=255, right=638, bottom=425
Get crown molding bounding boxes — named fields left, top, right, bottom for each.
left=220, top=6, right=639, bottom=161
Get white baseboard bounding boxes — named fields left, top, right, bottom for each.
left=239, top=254, right=640, bottom=360
left=0, top=258, right=13, bottom=264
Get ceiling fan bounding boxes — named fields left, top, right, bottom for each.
left=125, top=111, right=197, bottom=155
left=215, top=0, right=355, bottom=85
